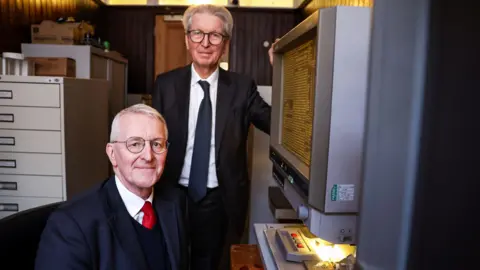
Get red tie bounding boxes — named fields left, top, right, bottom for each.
left=141, top=201, right=156, bottom=229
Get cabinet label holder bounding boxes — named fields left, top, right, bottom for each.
left=0, top=90, right=12, bottom=99
left=0, top=114, right=14, bottom=122
left=0, top=137, right=15, bottom=146
left=0, top=203, right=19, bottom=212
left=0, top=159, right=16, bottom=168
left=0, top=181, right=17, bottom=190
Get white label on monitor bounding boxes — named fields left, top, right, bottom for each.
left=332, top=184, right=354, bottom=201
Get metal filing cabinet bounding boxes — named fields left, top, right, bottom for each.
left=0, top=75, right=110, bottom=219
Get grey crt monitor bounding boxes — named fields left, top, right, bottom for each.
left=269, top=6, right=372, bottom=244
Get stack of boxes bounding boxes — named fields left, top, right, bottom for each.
left=26, top=19, right=95, bottom=77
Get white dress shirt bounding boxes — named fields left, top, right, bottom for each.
left=115, top=175, right=154, bottom=225
left=178, top=64, right=219, bottom=188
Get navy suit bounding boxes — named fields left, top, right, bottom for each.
left=35, top=177, right=188, bottom=270
left=152, top=65, right=271, bottom=268
left=153, top=66, right=271, bottom=238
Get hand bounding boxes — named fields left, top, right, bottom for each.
left=268, top=38, right=280, bottom=66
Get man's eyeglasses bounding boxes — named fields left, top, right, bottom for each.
left=187, top=30, right=227, bottom=45
left=111, top=137, right=169, bottom=154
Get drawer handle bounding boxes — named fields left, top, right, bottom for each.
left=0, top=181, right=17, bottom=190
left=0, top=113, right=14, bottom=123
left=0, top=203, right=19, bottom=212
left=0, top=159, right=16, bottom=168
left=0, top=136, right=15, bottom=146
left=0, top=90, right=13, bottom=99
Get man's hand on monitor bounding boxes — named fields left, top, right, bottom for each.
left=269, top=38, right=281, bottom=66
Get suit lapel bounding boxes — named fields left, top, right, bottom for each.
left=175, top=66, right=192, bottom=152
left=215, top=68, right=235, bottom=159
left=101, top=178, right=149, bottom=270
left=153, top=196, right=178, bottom=270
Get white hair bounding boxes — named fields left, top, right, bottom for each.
left=110, top=104, right=168, bottom=142
left=182, top=4, right=234, bottom=37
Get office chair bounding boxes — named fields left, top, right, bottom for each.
left=0, top=202, right=63, bottom=269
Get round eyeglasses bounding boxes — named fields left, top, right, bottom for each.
left=187, top=30, right=227, bottom=45
left=111, top=137, right=169, bottom=154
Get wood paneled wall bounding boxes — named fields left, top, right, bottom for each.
left=96, top=6, right=298, bottom=94
left=1, top=2, right=298, bottom=94
left=0, top=0, right=99, bottom=53
left=95, top=6, right=158, bottom=95
left=229, top=9, right=298, bottom=87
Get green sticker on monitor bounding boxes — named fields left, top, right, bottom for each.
left=331, top=184, right=338, bottom=201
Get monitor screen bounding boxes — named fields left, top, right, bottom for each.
left=270, top=16, right=318, bottom=188
left=281, top=38, right=316, bottom=170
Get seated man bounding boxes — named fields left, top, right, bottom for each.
left=35, top=104, right=188, bottom=270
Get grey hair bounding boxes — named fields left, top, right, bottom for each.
left=182, top=4, right=234, bottom=37
left=110, top=104, right=168, bottom=142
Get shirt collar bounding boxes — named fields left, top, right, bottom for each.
left=115, top=175, right=154, bottom=218
left=190, top=64, right=219, bottom=87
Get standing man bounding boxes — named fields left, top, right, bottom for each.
left=35, top=104, right=188, bottom=270
left=152, top=4, right=271, bottom=270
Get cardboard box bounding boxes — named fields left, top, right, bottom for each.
left=31, top=20, right=95, bottom=45
left=27, top=57, right=76, bottom=77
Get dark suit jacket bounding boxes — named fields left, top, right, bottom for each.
left=35, top=176, right=188, bottom=270
left=152, top=65, right=271, bottom=236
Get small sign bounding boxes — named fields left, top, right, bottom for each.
left=331, top=184, right=355, bottom=201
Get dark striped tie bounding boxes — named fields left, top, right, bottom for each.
left=188, top=80, right=212, bottom=202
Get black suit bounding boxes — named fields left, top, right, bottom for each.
left=152, top=65, right=270, bottom=269
left=35, top=176, right=188, bottom=270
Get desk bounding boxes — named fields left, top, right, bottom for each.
left=231, top=244, right=264, bottom=270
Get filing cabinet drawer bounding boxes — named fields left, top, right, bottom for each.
left=0, top=197, right=62, bottom=219
left=0, top=130, right=62, bottom=153
left=0, top=175, right=63, bottom=198
left=0, top=82, right=60, bottom=107
left=0, top=107, right=61, bottom=131
left=0, top=152, right=62, bottom=176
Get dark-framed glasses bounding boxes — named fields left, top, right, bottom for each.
left=187, top=30, right=227, bottom=45
left=111, top=137, right=169, bottom=154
